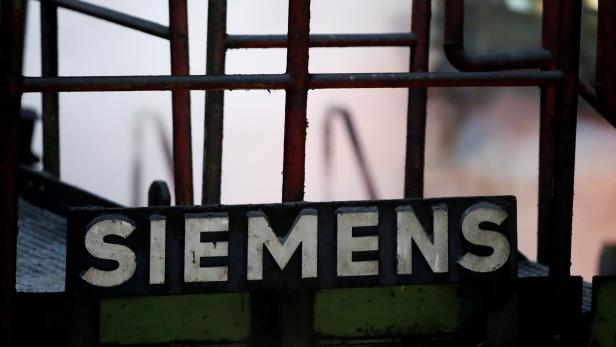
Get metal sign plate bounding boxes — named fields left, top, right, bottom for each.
left=67, top=196, right=517, bottom=296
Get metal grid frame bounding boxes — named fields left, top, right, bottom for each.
left=1, top=0, right=615, bottom=344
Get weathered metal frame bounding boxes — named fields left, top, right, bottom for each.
left=1, top=2, right=28, bottom=345
left=36, top=0, right=194, bottom=205
left=1, top=0, right=609, bottom=345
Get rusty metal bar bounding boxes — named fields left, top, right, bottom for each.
left=282, top=0, right=311, bottom=203
left=41, top=1, right=60, bottom=177
left=404, top=0, right=430, bottom=198
left=323, top=107, right=378, bottom=200
left=225, top=33, right=417, bottom=49
left=39, top=0, right=170, bottom=39
left=548, top=0, right=581, bottom=277
left=0, top=1, right=27, bottom=345
left=537, top=0, right=563, bottom=267
left=21, top=71, right=562, bottom=92
left=202, top=0, right=227, bottom=205
left=308, top=71, right=563, bottom=89
left=21, top=74, right=292, bottom=92
left=443, top=0, right=551, bottom=72
left=169, top=0, right=193, bottom=205
left=279, top=1, right=312, bottom=346
left=595, top=0, right=616, bottom=119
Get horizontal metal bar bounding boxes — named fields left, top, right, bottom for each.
left=309, top=71, right=563, bottom=89
left=21, top=74, right=293, bottom=92
left=225, top=33, right=417, bottom=49
left=39, top=0, right=170, bottom=39
left=20, top=71, right=563, bottom=92
left=444, top=47, right=552, bottom=72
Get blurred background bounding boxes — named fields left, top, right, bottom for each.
left=20, top=0, right=615, bottom=280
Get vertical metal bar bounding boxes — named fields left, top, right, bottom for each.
left=41, top=1, right=61, bottom=177
left=0, top=1, right=27, bottom=345
left=404, top=0, right=431, bottom=198
left=202, top=0, right=227, bottom=205
left=279, top=1, right=313, bottom=347
left=538, top=0, right=581, bottom=276
left=169, top=0, right=193, bottom=205
left=549, top=0, right=581, bottom=277
left=281, top=0, right=310, bottom=202
left=537, top=0, right=562, bottom=266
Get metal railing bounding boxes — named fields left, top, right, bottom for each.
left=36, top=0, right=194, bottom=205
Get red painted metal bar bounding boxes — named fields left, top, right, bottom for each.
left=40, top=0, right=170, bottom=39
left=279, top=1, right=313, bottom=346
left=595, top=0, right=616, bottom=119
left=21, top=74, right=292, bottom=92
left=282, top=0, right=311, bottom=203
left=202, top=0, right=227, bottom=205
left=41, top=1, right=60, bottom=177
left=404, top=0, right=431, bottom=198
left=169, top=0, right=193, bottom=205
left=537, top=0, right=563, bottom=267
left=0, top=1, right=27, bottom=345
left=21, top=71, right=562, bottom=92
left=443, top=0, right=551, bottom=72
left=225, top=33, right=417, bottom=49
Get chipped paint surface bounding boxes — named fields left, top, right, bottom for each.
left=81, top=218, right=136, bottom=287
left=68, top=197, right=516, bottom=295
left=149, top=217, right=166, bottom=284
left=247, top=209, right=317, bottom=280
left=314, top=285, right=479, bottom=338
left=457, top=203, right=510, bottom=273
left=100, top=293, right=251, bottom=344
left=336, top=207, right=379, bottom=277
left=184, top=214, right=229, bottom=282
left=397, top=205, right=448, bottom=274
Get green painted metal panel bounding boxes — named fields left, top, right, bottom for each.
left=99, top=285, right=483, bottom=344
left=590, top=278, right=616, bottom=347
left=314, top=285, right=479, bottom=338
left=100, top=293, right=251, bottom=345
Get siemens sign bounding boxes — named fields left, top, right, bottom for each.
left=67, top=196, right=517, bottom=296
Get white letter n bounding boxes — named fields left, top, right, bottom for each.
left=396, top=205, right=448, bottom=275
